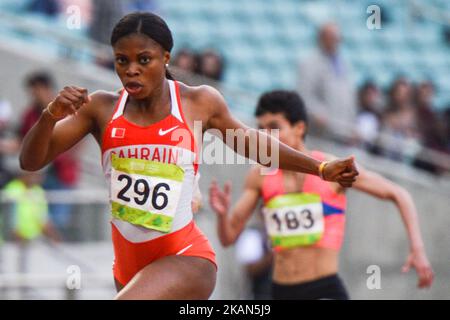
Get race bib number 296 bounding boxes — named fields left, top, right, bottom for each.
left=110, top=154, right=184, bottom=233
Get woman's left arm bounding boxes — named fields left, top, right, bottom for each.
left=201, top=86, right=358, bottom=187
left=353, top=167, right=434, bottom=288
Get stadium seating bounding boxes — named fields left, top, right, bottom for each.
left=157, top=0, right=450, bottom=108
left=0, top=0, right=448, bottom=110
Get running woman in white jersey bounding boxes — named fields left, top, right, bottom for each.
left=19, top=12, right=358, bottom=299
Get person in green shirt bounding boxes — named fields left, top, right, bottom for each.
left=3, top=170, right=60, bottom=272
left=3, top=171, right=59, bottom=241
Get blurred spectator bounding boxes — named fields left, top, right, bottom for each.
left=89, top=0, right=123, bottom=45
left=3, top=171, right=59, bottom=243
left=380, top=77, right=421, bottom=161
left=19, top=71, right=81, bottom=234
left=412, top=81, right=449, bottom=174
left=0, top=101, right=7, bottom=266
left=172, top=48, right=198, bottom=74
left=3, top=171, right=60, bottom=272
left=297, top=22, right=357, bottom=139
left=171, top=47, right=226, bottom=85
left=235, top=226, right=273, bottom=300
left=27, top=0, right=60, bottom=17
left=198, top=49, right=225, bottom=81
left=89, top=0, right=124, bottom=69
left=445, top=108, right=450, bottom=150
left=355, top=81, right=383, bottom=153
left=414, top=81, right=447, bottom=151
left=0, top=98, right=12, bottom=128
left=44, top=150, right=81, bottom=233
left=0, top=98, right=19, bottom=188
left=19, top=72, right=55, bottom=138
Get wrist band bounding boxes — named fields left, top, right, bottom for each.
left=45, top=103, right=65, bottom=120
left=318, top=161, right=329, bottom=180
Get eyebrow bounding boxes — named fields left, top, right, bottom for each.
left=137, top=50, right=153, bottom=55
left=114, top=50, right=154, bottom=56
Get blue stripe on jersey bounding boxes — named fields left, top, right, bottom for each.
left=323, top=202, right=344, bottom=216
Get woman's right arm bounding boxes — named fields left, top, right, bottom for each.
left=20, top=86, right=98, bottom=171
left=209, top=167, right=262, bottom=247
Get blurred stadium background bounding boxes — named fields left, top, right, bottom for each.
left=0, top=0, right=449, bottom=299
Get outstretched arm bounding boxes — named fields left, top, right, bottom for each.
left=353, top=167, right=434, bottom=288
left=209, top=167, right=261, bottom=247
left=201, top=86, right=359, bottom=187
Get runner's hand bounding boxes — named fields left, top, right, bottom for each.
left=209, top=179, right=232, bottom=217
left=47, top=86, right=90, bottom=119
left=402, top=250, right=434, bottom=288
left=322, top=156, right=359, bottom=188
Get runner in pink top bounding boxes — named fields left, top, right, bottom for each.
left=261, top=150, right=346, bottom=252
left=210, top=90, right=434, bottom=300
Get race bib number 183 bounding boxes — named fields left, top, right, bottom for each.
left=110, top=154, right=184, bottom=233
left=263, top=193, right=324, bottom=249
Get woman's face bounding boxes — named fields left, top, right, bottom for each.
left=392, top=82, right=411, bottom=106
left=113, top=33, right=170, bottom=99
left=257, top=112, right=306, bottom=148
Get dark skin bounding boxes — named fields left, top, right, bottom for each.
left=20, top=33, right=358, bottom=299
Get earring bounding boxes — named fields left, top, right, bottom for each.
left=165, top=63, right=169, bottom=67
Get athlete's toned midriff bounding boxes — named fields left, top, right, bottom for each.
left=261, top=150, right=346, bottom=285
left=272, top=247, right=339, bottom=284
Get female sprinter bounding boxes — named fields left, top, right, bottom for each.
left=209, top=90, right=434, bottom=300
left=19, top=13, right=358, bottom=300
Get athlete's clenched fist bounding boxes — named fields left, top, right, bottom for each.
left=46, top=86, right=91, bottom=119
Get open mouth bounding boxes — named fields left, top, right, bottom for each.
left=125, top=82, right=143, bottom=95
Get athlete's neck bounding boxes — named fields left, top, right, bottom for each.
left=128, top=79, right=170, bottom=114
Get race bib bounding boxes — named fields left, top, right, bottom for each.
left=263, top=193, right=324, bottom=249
left=110, top=154, right=184, bottom=233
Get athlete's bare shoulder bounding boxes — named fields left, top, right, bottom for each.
left=176, top=82, right=228, bottom=132
left=84, top=89, right=121, bottom=120
left=177, top=81, right=221, bottom=100
left=177, top=82, right=224, bottom=112
left=89, top=90, right=120, bottom=109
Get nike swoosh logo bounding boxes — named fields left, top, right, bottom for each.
left=158, top=125, right=179, bottom=136
left=176, top=244, right=193, bottom=255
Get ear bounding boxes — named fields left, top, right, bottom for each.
left=164, top=51, right=171, bottom=65
left=294, top=121, right=306, bottom=138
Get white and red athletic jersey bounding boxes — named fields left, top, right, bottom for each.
left=101, top=80, right=198, bottom=243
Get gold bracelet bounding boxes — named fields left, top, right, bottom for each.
left=45, top=103, right=65, bottom=120
left=318, top=161, right=329, bottom=180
